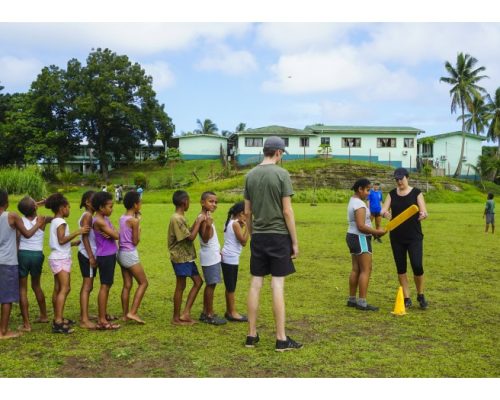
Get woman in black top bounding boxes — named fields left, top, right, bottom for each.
left=381, top=168, right=429, bottom=310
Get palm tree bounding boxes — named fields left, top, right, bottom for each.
left=194, top=118, right=218, bottom=135
left=235, top=122, right=246, bottom=132
left=486, top=87, right=500, bottom=156
left=440, top=53, right=488, bottom=177
left=457, top=95, right=492, bottom=135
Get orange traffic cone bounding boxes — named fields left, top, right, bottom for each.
left=391, top=286, right=406, bottom=316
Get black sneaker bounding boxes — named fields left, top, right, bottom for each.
left=204, top=314, right=227, bottom=325
left=404, top=298, right=413, bottom=308
left=199, top=312, right=208, bottom=322
left=346, top=299, right=357, bottom=307
left=356, top=303, right=379, bottom=311
left=245, top=333, right=260, bottom=348
left=417, top=294, right=428, bottom=309
left=275, top=336, right=303, bottom=352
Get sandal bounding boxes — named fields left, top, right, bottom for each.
left=63, top=318, right=76, bottom=325
left=96, top=322, right=120, bottom=331
left=105, top=314, right=119, bottom=322
left=52, top=321, right=74, bottom=334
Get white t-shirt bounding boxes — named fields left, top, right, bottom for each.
left=199, top=222, right=221, bottom=266
left=19, top=216, right=44, bottom=251
left=221, top=220, right=243, bottom=265
left=347, top=197, right=372, bottom=236
left=77, top=212, right=96, bottom=259
left=49, top=217, right=71, bottom=260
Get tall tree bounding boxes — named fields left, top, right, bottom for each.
left=194, top=118, right=218, bottom=135
left=486, top=87, right=500, bottom=156
left=68, top=48, right=172, bottom=178
left=235, top=122, right=246, bottom=132
left=457, top=95, right=491, bottom=135
left=440, top=53, right=488, bottom=177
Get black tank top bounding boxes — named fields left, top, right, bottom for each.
left=389, top=187, right=423, bottom=242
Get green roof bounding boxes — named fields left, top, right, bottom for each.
left=177, top=134, right=227, bottom=140
left=305, top=124, right=424, bottom=134
left=417, top=131, right=486, bottom=142
left=239, top=125, right=313, bottom=136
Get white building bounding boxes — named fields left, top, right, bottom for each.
left=177, top=134, right=228, bottom=160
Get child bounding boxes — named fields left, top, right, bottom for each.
left=0, top=189, right=44, bottom=339
left=484, top=193, right=495, bottom=234
left=346, top=179, right=386, bottom=311
left=77, top=190, right=97, bottom=329
left=198, top=191, right=226, bottom=325
left=168, top=190, right=205, bottom=325
left=17, top=196, right=51, bottom=332
left=221, top=201, right=249, bottom=322
left=117, top=191, right=148, bottom=324
left=92, top=191, right=121, bottom=330
left=367, top=182, right=383, bottom=243
left=45, top=193, right=90, bottom=334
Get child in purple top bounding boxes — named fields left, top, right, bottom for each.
left=92, top=191, right=120, bottom=330
left=117, top=191, right=148, bottom=324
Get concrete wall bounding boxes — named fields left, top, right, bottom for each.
left=178, top=135, right=227, bottom=160
left=431, top=136, right=483, bottom=177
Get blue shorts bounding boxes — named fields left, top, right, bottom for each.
left=172, top=261, right=200, bottom=277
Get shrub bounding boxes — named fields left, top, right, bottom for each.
left=0, top=166, right=47, bottom=199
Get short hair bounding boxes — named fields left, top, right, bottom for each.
left=91, top=191, right=113, bottom=211
left=45, top=193, right=69, bottom=213
left=172, top=190, right=189, bottom=207
left=17, top=196, right=36, bottom=217
left=123, top=191, right=141, bottom=210
left=0, top=189, right=8, bottom=207
left=351, top=178, right=371, bottom=192
left=263, top=148, right=278, bottom=157
left=80, top=190, right=95, bottom=209
left=488, top=192, right=494, bottom=200
left=201, top=191, right=216, bottom=201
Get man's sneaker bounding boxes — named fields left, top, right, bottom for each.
left=245, top=333, right=260, bottom=348
left=204, top=314, right=227, bottom=325
left=346, top=299, right=357, bottom=307
left=404, top=298, right=413, bottom=308
left=375, top=237, right=382, bottom=243
left=275, top=336, right=303, bottom=352
left=417, top=294, right=429, bottom=310
left=356, top=303, right=379, bottom=311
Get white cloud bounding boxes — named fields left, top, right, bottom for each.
left=196, top=45, right=258, bottom=75
left=292, top=100, right=373, bottom=122
left=142, top=61, right=175, bottom=90
left=0, top=56, right=43, bottom=92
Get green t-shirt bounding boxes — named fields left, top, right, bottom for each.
left=485, top=199, right=495, bottom=214
left=244, top=163, right=294, bottom=234
left=168, top=213, right=196, bottom=263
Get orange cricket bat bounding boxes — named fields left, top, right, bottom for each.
left=385, top=205, right=419, bottom=232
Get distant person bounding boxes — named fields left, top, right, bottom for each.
left=381, top=167, right=429, bottom=310
left=168, top=190, right=205, bottom=325
left=115, top=186, right=121, bottom=203
left=101, top=185, right=107, bottom=192
left=198, top=191, right=226, bottom=326
left=346, top=179, right=386, bottom=311
left=137, top=185, right=144, bottom=199
left=221, top=201, right=249, bottom=322
left=0, top=189, right=44, bottom=340
left=484, top=193, right=495, bottom=234
left=367, top=182, right=383, bottom=243
left=244, top=136, right=302, bottom=351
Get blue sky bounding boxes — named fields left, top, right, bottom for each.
left=1, top=10, right=500, bottom=140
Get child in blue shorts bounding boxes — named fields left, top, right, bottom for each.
left=168, top=190, right=205, bottom=325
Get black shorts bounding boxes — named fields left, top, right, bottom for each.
left=346, top=233, right=372, bottom=255
left=78, top=251, right=97, bottom=279
left=97, top=254, right=116, bottom=286
left=250, top=233, right=295, bottom=277
left=221, top=262, right=239, bottom=292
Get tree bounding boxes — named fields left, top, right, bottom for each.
left=194, top=118, right=218, bottom=135
left=155, top=103, right=175, bottom=151
left=68, top=48, right=172, bottom=178
left=457, top=95, right=491, bottom=135
left=235, top=122, right=246, bottom=132
left=440, top=53, right=488, bottom=177
left=486, top=87, right=500, bottom=156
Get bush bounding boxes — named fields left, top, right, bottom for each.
left=57, top=171, right=81, bottom=185
left=0, top=166, right=47, bottom=199
left=134, top=173, right=148, bottom=189
left=84, top=173, right=101, bottom=187
left=41, top=166, right=59, bottom=183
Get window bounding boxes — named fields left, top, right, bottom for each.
left=377, top=138, right=396, bottom=148
left=342, top=138, right=361, bottom=148
left=321, top=137, right=330, bottom=145
left=280, top=137, right=289, bottom=147
left=245, top=137, right=263, bottom=147
left=421, top=143, right=433, bottom=157
left=404, top=138, right=414, bottom=148
left=300, top=137, right=310, bottom=147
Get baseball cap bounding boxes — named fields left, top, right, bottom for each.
left=263, top=136, right=288, bottom=154
left=394, top=167, right=409, bottom=179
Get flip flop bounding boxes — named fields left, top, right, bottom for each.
left=96, top=322, right=120, bottom=330
left=105, top=314, right=119, bottom=321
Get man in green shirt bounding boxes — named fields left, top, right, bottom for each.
left=244, top=136, right=302, bottom=352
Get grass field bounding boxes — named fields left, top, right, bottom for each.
left=0, top=196, right=499, bottom=378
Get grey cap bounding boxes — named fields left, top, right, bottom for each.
left=263, top=136, right=288, bottom=154
left=394, top=167, right=409, bottom=179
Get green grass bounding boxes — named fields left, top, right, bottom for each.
left=0, top=167, right=47, bottom=199
left=0, top=201, right=498, bottom=377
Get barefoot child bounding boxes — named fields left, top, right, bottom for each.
left=17, top=196, right=51, bottom=332
left=92, top=191, right=120, bottom=330
left=199, top=191, right=226, bottom=325
left=77, top=191, right=97, bottom=329
left=168, top=190, right=205, bottom=325
left=0, top=189, right=44, bottom=339
left=484, top=193, right=495, bottom=234
left=45, top=193, right=90, bottom=334
left=221, top=201, right=249, bottom=322
left=118, top=191, right=148, bottom=324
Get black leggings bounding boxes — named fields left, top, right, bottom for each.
left=390, top=239, right=424, bottom=276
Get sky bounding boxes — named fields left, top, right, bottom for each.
left=1, top=20, right=500, bottom=139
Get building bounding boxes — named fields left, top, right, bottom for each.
left=177, top=134, right=228, bottom=160
left=417, top=131, right=485, bottom=177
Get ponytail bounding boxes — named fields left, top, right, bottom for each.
left=224, top=201, right=245, bottom=232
